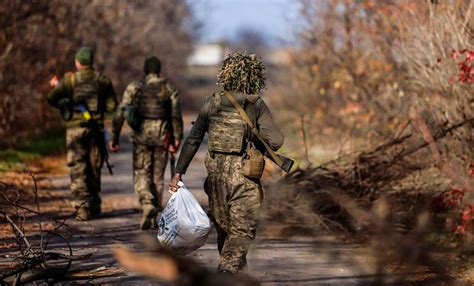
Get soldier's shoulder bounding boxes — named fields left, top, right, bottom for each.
left=129, top=80, right=143, bottom=88
left=125, top=80, right=142, bottom=93
left=162, top=78, right=177, bottom=90
left=246, top=94, right=261, bottom=104
left=95, top=72, right=113, bottom=84
left=64, top=71, right=74, bottom=77
left=62, top=72, right=75, bottom=82
left=209, top=92, right=221, bottom=101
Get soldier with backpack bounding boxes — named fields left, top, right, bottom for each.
left=110, top=56, right=183, bottom=230
left=47, top=47, right=117, bottom=221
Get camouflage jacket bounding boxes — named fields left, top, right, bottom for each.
left=47, top=67, right=117, bottom=128
left=111, top=73, right=183, bottom=146
left=176, top=92, right=284, bottom=174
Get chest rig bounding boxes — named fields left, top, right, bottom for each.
left=208, top=92, right=247, bottom=154
left=138, top=81, right=170, bottom=119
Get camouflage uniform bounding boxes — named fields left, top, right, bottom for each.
left=111, top=73, right=183, bottom=213
left=47, top=67, right=117, bottom=216
left=176, top=92, right=283, bottom=273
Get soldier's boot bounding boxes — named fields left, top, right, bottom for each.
left=150, top=210, right=161, bottom=229
left=140, top=205, right=158, bottom=230
left=76, top=207, right=92, bottom=221
left=90, top=204, right=101, bottom=217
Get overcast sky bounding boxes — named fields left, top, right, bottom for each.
left=191, top=0, right=300, bottom=46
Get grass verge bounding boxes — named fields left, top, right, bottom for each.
left=0, top=129, right=65, bottom=172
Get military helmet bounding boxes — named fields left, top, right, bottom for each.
left=144, top=56, right=161, bottom=74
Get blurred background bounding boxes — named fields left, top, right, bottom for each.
left=0, top=0, right=472, bottom=283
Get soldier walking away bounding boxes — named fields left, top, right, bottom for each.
left=170, top=53, right=284, bottom=274
left=47, top=47, right=117, bottom=221
left=110, top=56, right=183, bottom=230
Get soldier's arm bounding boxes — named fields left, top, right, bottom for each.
left=256, top=99, right=284, bottom=151
left=46, top=75, right=71, bottom=108
left=175, top=95, right=214, bottom=174
left=111, top=82, right=138, bottom=144
left=167, top=83, right=183, bottom=142
left=101, top=75, right=117, bottom=113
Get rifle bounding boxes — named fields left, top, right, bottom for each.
left=164, top=125, right=176, bottom=177
left=223, top=91, right=295, bottom=173
left=266, top=152, right=294, bottom=173
left=77, top=102, right=114, bottom=175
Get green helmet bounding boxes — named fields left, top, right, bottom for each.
left=217, top=52, right=266, bottom=94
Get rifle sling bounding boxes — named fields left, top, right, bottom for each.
left=222, top=91, right=284, bottom=167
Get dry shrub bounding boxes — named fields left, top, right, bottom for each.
left=266, top=0, right=473, bottom=228
left=264, top=2, right=473, bottom=272
left=271, top=0, right=473, bottom=162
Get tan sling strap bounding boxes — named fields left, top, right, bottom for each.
left=222, top=91, right=284, bottom=166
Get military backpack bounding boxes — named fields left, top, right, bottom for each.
left=137, top=80, right=170, bottom=119
left=71, top=71, right=100, bottom=112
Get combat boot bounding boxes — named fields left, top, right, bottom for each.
left=140, top=205, right=158, bottom=230
left=76, top=207, right=92, bottom=221
left=150, top=211, right=161, bottom=229
left=90, top=205, right=101, bottom=218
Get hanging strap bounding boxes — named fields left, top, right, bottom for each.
left=222, top=91, right=284, bottom=166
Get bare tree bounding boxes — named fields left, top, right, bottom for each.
left=0, top=0, right=197, bottom=146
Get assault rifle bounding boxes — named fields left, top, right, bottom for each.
left=266, top=152, right=294, bottom=173
left=223, top=91, right=295, bottom=173
left=77, top=102, right=114, bottom=175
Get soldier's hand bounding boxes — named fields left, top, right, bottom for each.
left=168, top=140, right=180, bottom=154
left=169, top=173, right=181, bottom=193
left=109, top=141, right=120, bottom=152
left=174, top=139, right=181, bottom=149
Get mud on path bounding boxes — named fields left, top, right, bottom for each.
left=1, top=124, right=395, bottom=285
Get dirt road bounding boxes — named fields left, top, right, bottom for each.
left=1, top=130, right=384, bottom=285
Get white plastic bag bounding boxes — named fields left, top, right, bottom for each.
left=157, top=181, right=211, bottom=255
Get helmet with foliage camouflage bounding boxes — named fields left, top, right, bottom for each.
left=217, top=52, right=266, bottom=94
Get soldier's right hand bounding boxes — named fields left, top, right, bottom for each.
left=169, top=173, right=182, bottom=193
left=109, top=141, right=120, bottom=152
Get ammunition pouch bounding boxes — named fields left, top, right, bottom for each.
left=58, top=97, right=73, bottom=121
left=242, top=143, right=265, bottom=179
left=124, top=105, right=142, bottom=131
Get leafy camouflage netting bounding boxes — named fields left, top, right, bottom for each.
left=217, top=53, right=266, bottom=95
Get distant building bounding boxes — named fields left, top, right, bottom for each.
left=187, top=43, right=228, bottom=66
left=187, top=43, right=291, bottom=67
left=266, top=48, right=292, bottom=66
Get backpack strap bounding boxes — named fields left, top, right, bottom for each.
left=222, top=91, right=283, bottom=166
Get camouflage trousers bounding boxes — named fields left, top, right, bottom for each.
left=204, top=152, right=264, bottom=273
left=133, top=143, right=168, bottom=209
left=66, top=127, right=103, bottom=212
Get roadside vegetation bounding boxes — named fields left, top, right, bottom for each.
left=0, top=129, right=65, bottom=172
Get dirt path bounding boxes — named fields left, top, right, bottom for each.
left=1, top=129, right=386, bottom=285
